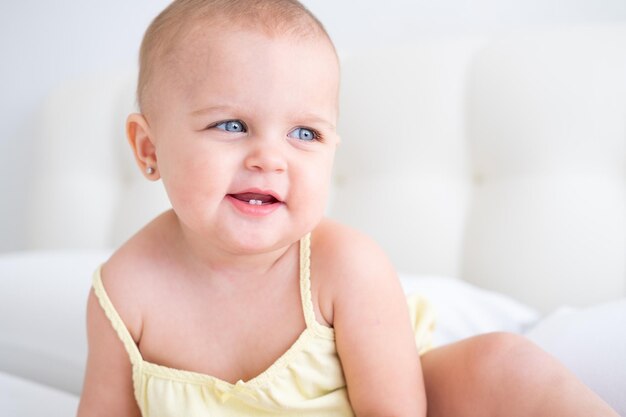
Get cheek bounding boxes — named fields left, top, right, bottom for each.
left=297, top=153, right=335, bottom=208
left=316, top=149, right=336, bottom=187
left=158, top=145, right=229, bottom=206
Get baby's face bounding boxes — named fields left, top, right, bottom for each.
left=146, top=27, right=340, bottom=252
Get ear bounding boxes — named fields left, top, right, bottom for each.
left=126, top=113, right=160, bottom=180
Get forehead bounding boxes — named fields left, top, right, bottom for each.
left=185, top=29, right=335, bottom=76
left=157, top=25, right=339, bottom=111
left=170, top=15, right=335, bottom=64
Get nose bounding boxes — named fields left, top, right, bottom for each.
left=244, top=137, right=287, bottom=173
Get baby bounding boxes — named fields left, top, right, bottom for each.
left=77, top=0, right=618, bottom=416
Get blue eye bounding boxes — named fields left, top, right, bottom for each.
left=289, top=127, right=317, bottom=141
left=215, top=120, right=246, bottom=132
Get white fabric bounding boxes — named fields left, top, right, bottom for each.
left=334, top=38, right=483, bottom=279
left=0, top=371, right=78, bottom=416
left=333, top=26, right=626, bottom=313
left=460, top=25, right=626, bottom=311
left=0, top=250, right=112, bottom=395
left=400, top=274, right=539, bottom=346
left=526, top=299, right=626, bottom=416
left=27, top=72, right=171, bottom=251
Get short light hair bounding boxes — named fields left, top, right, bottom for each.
left=137, top=0, right=334, bottom=113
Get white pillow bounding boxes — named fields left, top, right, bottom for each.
left=525, top=299, right=626, bottom=416
left=0, top=250, right=112, bottom=395
left=0, top=371, right=78, bottom=416
left=399, top=273, right=540, bottom=346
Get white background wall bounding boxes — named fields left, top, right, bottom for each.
left=2, top=0, right=626, bottom=253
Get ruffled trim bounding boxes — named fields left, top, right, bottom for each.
left=139, top=328, right=320, bottom=389
left=299, top=233, right=335, bottom=340
left=92, top=267, right=144, bottom=407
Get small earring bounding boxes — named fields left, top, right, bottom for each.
left=146, top=166, right=155, bottom=175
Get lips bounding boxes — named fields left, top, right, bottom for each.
left=226, top=189, right=284, bottom=217
left=229, top=192, right=279, bottom=205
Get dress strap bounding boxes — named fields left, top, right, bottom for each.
left=92, top=267, right=143, bottom=365
left=299, top=233, right=334, bottom=339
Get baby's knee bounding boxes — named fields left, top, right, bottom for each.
left=465, top=332, right=559, bottom=387
left=422, top=332, right=573, bottom=417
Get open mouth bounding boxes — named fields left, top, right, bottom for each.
left=228, top=192, right=281, bottom=206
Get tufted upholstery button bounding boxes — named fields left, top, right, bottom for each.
left=473, top=172, right=485, bottom=186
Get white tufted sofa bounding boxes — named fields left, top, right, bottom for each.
left=334, top=26, right=626, bottom=312
left=2, top=24, right=625, bottom=415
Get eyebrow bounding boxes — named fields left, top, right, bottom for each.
left=189, top=105, right=238, bottom=117
left=296, top=113, right=337, bottom=130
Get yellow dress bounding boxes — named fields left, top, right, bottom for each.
left=92, top=234, right=435, bottom=416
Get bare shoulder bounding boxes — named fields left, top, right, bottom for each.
left=310, top=218, right=400, bottom=325
left=99, top=209, right=179, bottom=340
left=79, top=212, right=176, bottom=416
left=312, top=218, right=396, bottom=283
left=311, top=220, right=426, bottom=416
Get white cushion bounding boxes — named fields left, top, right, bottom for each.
left=0, top=250, right=111, bottom=394
left=334, top=38, right=485, bottom=278
left=462, top=25, right=626, bottom=312
left=0, top=372, right=78, bottom=417
left=27, top=71, right=171, bottom=250
left=399, top=273, right=539, bottom=346
left=525, top=299, right=626, bottom=416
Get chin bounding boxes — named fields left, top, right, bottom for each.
left=218, top=226, right=285, bottom=253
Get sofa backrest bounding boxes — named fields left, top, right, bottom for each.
left=335, top=25, right=626, bottom=312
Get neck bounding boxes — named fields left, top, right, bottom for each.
left=171, top=216, right=298, bottom=285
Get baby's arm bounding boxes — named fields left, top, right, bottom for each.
left=77, top=280, right=141, bottom=416
left=315, top=222, right=426, bottom=417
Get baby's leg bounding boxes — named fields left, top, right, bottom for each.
left=420, top=332, right=618, bottom=417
